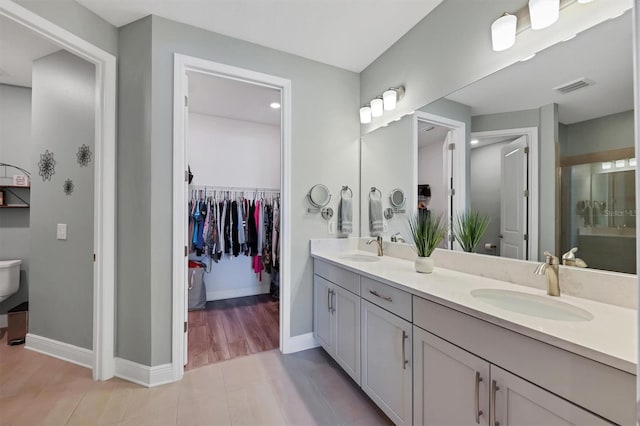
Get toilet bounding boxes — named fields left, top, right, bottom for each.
left=0, top=260, right=21, bottom=303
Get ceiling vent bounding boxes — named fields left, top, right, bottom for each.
left=553, top=78, right=594, bottom=94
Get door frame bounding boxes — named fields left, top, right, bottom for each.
left=471, top=127, right=539, bottom=261
left=414, top=111, right=467, bottom=249
left=172, top=53, right=292, bottom=381
left=0, top=0, right=117, bottom=379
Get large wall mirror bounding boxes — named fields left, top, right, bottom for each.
left=360, top=10, right=634, bottom=274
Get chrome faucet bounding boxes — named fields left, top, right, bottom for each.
left=367, top=235, right=384, bottom=256
left=390, top=232, right=406, bottom=243
left=534, top=251, right=560, bottom=296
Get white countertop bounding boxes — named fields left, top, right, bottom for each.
left=311, top=247, right=637, bottom=375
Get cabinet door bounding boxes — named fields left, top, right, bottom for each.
left=334, top=285, right=360, bottom=385
left=491, top=365, right=612, bottom=426
left=313, top=275, right=333, bottom=354
left=361, top=300, right=412, bottom=426
left=413, top=326, right=490, bottom=426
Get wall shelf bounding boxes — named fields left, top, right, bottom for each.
left=0, top=185, right=30, bottom=208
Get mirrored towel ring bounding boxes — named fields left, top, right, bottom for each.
left=369, top=186, right=382, bottom=200
left=341, top=185, right=353, bottom=198
left=307, top=183, right=331, bottom=212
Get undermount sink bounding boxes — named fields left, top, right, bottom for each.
left=470, top=289, right=593, bottom=322
left=338, top=253, right=381, bottom=263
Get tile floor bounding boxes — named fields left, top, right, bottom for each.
left=0, top=328, right=392, bottom=426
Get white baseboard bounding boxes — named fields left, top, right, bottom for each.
left=206, top=284, right=270, bottom=301
left=283, top=332, right=318, bottom=354
left=114, top=357, right=174, bottom=388
left=25, top=333, right=93, bottom=369
left=0, top=314, right=7, bottom=328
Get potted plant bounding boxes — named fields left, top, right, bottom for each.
left=408, top=211, right=447, bottom=273
left=453, top=210, right=490, bottom=253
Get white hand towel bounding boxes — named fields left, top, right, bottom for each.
left=338, top=195, right=352, bottom=235
left=369, top=198, right=383, bottom=236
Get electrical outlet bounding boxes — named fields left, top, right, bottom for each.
left=57, top=223, right=67, bottom=240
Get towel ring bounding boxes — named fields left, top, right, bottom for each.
left=341, top=185, right=353, bottom=198
left=369, top=187, right=382, bottom=201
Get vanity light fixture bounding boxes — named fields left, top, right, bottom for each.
left=470, top=139, right=479, bottom=145
left=383, top=86, right=406, bottom=111
left=360, top=105, right=372, bottom=124
left=629, top=158, right=636, bottom=167
left=615, top=159, right=626, bottom=168
left=491, top=13, right=517, bottom=51
left=270, top=102, right=281, bottom=109
left=529, top=0, right=560, bottom=30
left=601, top=162, right=612, bottom=170
left=371, top=98, right=384, bottom=118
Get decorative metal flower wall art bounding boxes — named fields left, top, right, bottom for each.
left=63, top=179, right=74, bottom=196
left=77, top=144, right=92, bottom=167
left=38, top=150, right=56, bottom=181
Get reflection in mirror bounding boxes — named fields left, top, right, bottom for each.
left=425, top=11, right=633, bottom=272
left=307, top=183, right=331, bottom=209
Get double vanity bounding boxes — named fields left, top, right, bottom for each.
left=311, top=239, right=636, bottom=426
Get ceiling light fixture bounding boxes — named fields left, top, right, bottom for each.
left=529, top=0, right=559, bottom=30
left=359, top=105, right=372, bottom=124
left=470, top=139, right=479, bottom=145
left=270, top=102, right=281, bottom=109
left=491, top=13, right=517, bottom=51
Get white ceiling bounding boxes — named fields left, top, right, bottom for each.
left=76, top=0, right=443, bottom=73
left=188, top=71, right=281, bottom=126
left=0, top=14, right=61, bottom=87
left=446, top=12, right=633, bottom=125
left=418, top=121, right=448, bottom=149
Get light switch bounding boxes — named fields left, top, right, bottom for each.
left=57, top=223, right=67, bottom=240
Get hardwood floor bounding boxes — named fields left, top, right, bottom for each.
left=0, top=329, right=392, bottom=426
left=187, top=294, right=279, bottom=370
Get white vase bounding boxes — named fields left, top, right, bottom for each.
left=414, top=256, right=434, bottom=273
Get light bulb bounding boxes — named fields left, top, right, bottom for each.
left=359, top=106, right=372, bottom=124
left=491, top=13, right=517, bottom=51
left=529, top=0, right=559, bottom=30
left=371, top=98, right=383, bottom=117
left=383, top=89, right=397, bottom=111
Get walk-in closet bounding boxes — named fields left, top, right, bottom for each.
left=185, top=72, right=282, bottom=369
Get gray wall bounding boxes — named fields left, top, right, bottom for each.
left=560, top=110, right=635, bottom=157
left=117, top=16, right=360, bottom=366
left=0, top=84, right=31, bottom=314
left=30, top=50, right=95, bottom=350
left=14, top=0, right=118, bottom=56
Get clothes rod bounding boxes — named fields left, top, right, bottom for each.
left=189, top=185, right=280, bottom=192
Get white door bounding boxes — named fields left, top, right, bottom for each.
left=313, top=275, right=333, bottom=354
left=333, top=286, right=360, bottom=385
left=183, top=74, right=190, bottom=365
left=500, top=136, right=528, bottom=260
left=413, top=326, right=490, bottom=426
left=490, top=365, right=610, bottom=426
left=361, top=300, right=412, bottom=426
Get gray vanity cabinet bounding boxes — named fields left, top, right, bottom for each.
left=313, top=263, right=361, bottom=385
left=361, top=300, right=412, bottom=426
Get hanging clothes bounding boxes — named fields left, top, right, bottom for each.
left=272, top=198, right=280, bottom=271
left=247, top=200, right=258, bottom=256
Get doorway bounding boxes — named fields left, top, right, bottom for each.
left=470, top=127, right=539, bottom=261
left=172, top=54, right=292, bottom=381
left=0, top=2, right=116, bottom=380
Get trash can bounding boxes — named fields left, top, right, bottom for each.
left=188, top=261, right=207, bottom=310
left=7, top=301, right=28, bottom=345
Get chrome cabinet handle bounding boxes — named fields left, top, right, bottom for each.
left=475, top=372, right=483, bottom=424
left=401, top=330, right=409, bottom=370
left=369, top=289, right=392, bottom=302
left=491, top=379, right=500, bottom=426
left=327, top=288, right=332, bottom=313
left=331, top=290, right=336, bottom=314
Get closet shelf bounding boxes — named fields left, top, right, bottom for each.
left=0, top=185, right=30, bottom=189
left=0, top=204, right=29, bottom=208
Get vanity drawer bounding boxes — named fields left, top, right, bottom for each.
left=314, top=259, right=360, bottom=295
left=361, top=276, right=412, bottom=321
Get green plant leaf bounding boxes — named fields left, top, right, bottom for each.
left=453, top=210, right=490, bottom=253
left=407, top=211, right=447, bottom=257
